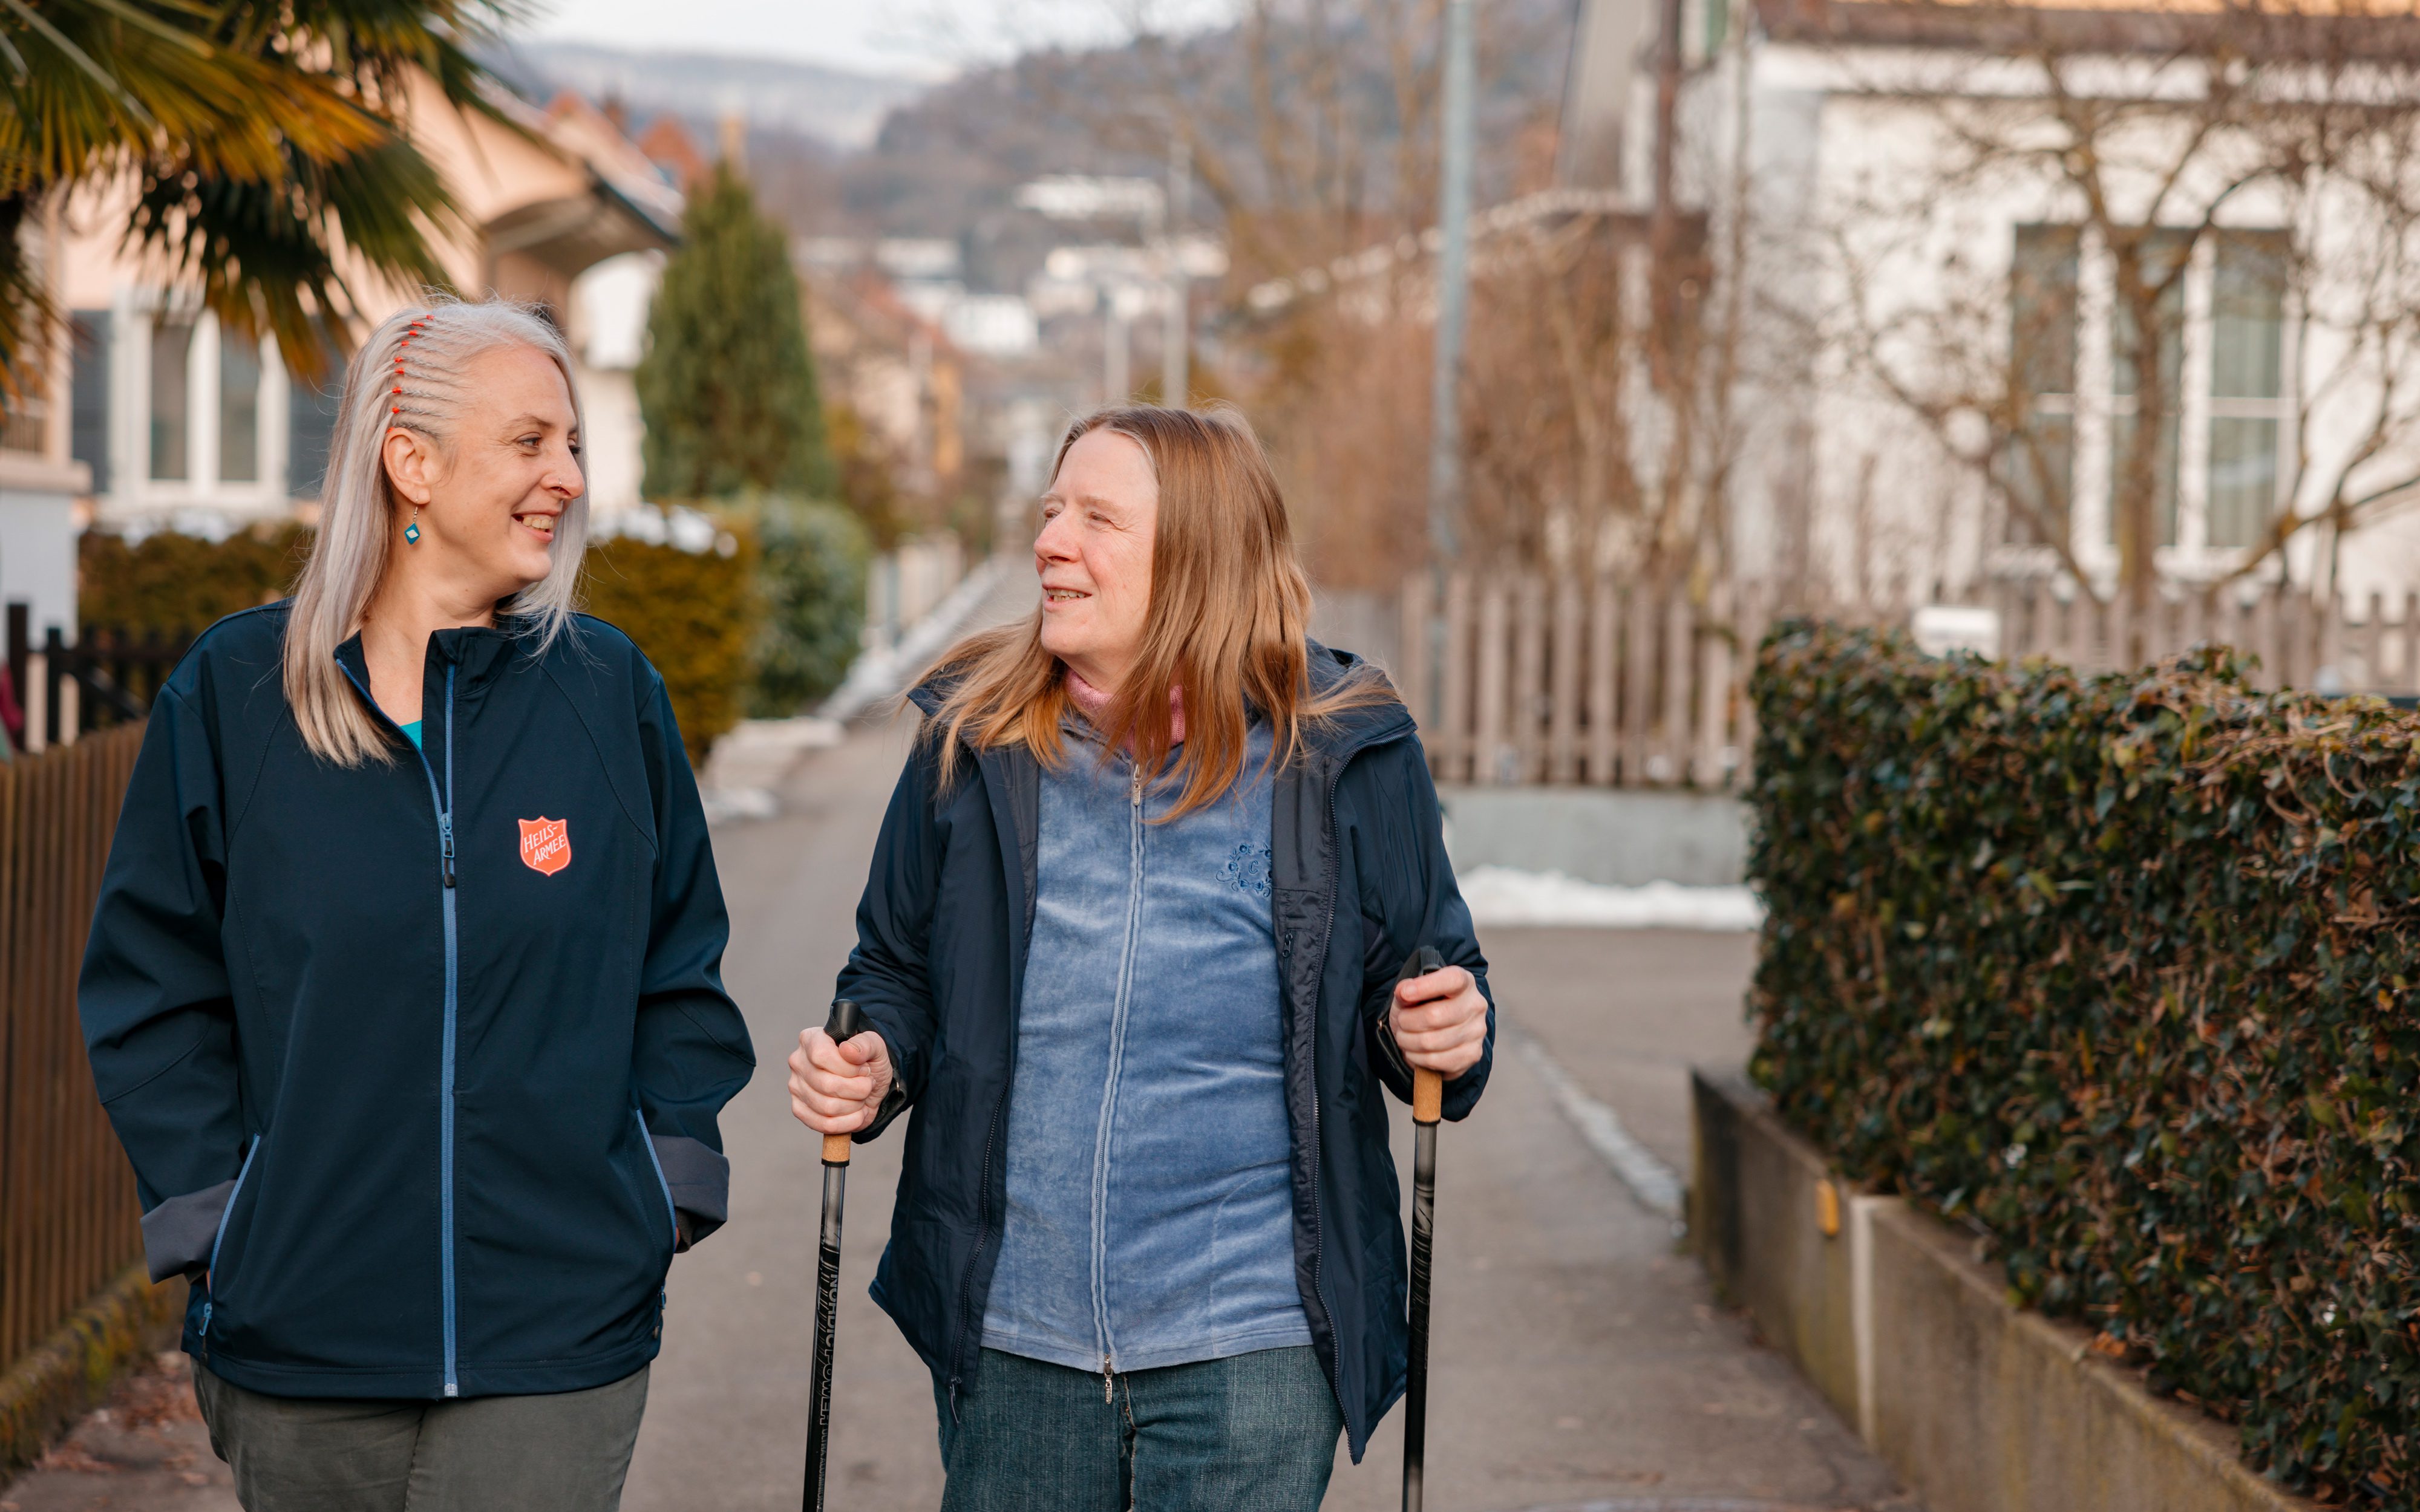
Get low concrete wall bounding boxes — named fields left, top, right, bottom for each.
left=1692, top=1071, right=2319, bottom=1512
left=1438, top=786, right=1748, bottom=887
left=0, top=1263, right=185, bottom=1477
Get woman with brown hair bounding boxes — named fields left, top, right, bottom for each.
left=787, top=403, right=1493, bottom=1509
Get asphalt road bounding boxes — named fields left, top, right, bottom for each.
left=2, top=717, right=1916, bottom=1512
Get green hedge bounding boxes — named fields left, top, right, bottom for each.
left=580, top=532, right=758, bottom=764
left=1748, top=621, right=2420, bottom=1504
left=721, top=494, right=869, bottom=717
left=80, top=525, right=312, bottom=632
left=82, top=524, right=760, bottom=764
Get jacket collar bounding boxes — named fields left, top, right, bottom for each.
left=907, top=639, right=1414, bottom=763
left=332, top=616, right=537, bottom=711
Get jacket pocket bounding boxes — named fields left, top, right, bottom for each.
left=199, top=1135, right=261, bottom=1337
left=634, top=1109, right=679, bottom=1255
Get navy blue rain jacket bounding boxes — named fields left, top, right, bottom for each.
left=78, top=604, right=754, bottom=1401
left=839, top=645, right=1493, bottom=1461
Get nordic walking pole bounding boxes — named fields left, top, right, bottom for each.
left=803, top=998, right=867, bottom=1512
left=1399, top=945, right=1446, bottom=1512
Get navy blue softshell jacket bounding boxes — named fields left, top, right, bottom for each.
left=839, top=645, right=1493, bottom=1462
left=78, top=603, right=754, bottom=1401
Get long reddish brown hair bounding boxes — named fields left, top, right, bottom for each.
left=926, top=403, right=1390, bottom=818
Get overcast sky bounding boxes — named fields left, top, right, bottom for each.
left=520, top=0, right=1228, bottom=80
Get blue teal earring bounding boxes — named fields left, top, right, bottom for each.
left=404, top=506, right=421, bottom=544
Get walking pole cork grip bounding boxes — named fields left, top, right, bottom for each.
left=1399, top=947, right=1445, bottom=1512
left=803, top=999, right=866, bottom=1512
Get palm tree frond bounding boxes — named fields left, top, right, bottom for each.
left=124, top=135, right=460, bottom=380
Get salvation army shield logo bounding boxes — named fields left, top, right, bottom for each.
left=518, top=816, right=571, bottom=876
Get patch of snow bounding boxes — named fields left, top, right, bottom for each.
left=699, top=786, right=779, bottom=826
left=1460, top=867, right=1764, bottom=931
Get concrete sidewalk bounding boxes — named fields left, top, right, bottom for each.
left=1, top=720, right=1914, bottom=1512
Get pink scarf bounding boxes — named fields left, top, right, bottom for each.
left=1065, top=668, right=1185, bottom=745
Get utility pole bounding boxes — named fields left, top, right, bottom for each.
left=1424, top=0, right=1476, bottom=728
left=1163, top=136, right=1191, bottom=407
left=1428, top=0, right=1474, bottom=573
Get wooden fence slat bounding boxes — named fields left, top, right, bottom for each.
left=1549, top=579, right=1583, bottom=784
left=1440, top=574, right=1473, bottom=783
left=1732, top=582, right=1764, bottom=787
left=1474, top=581, right=1511, bottom=786
left=2249, top=586, right=2276, bottom=690
left=1512, top=578, right=1548, bottom=784
left=1695, top=589, right=1730, bottom=787
left=2364, top=592, right=2386, bottom=692
left=1398, top=572, right=1433, bottom=746
left=1621, top=587, right=1655, bottom=786
left=1660, top=592, right=1692, bottom=786
left=1587, top=579, right=1618, bottom=787
left=2405, top=591, right=2420, bottom=694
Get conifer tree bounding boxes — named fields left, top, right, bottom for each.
left=636, top=163, right=836, bottom=499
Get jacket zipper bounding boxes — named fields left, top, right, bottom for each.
left=1090, top=755, right=1148, bottom=1402
left=431, top=667, right=461, bottom=1395
left=344, top=653, right=463, bottom=1396
left=198, top=1135, right=261, bottom=1338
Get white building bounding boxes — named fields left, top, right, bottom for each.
left=1597, top=0, right=2420, bottom=607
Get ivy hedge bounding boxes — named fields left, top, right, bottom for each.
left=1748, top=621, right=2420, bottom=1504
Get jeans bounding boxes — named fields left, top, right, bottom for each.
left=192, top=1361, right=649, bottom=1512
left=934, top=1346, right=1342, bottom=1512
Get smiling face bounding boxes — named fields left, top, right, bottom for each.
left=382, top=342, right=583, bottom=604
left=1036, top=428, right=1160, bottom=694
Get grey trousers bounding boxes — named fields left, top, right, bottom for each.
left=192, top=1361, right=650, bottom=1512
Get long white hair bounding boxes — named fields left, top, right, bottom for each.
left=282, top=296, right=591, bottom=766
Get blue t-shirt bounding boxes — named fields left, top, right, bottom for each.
left=399, top=720, right=424, bottom=750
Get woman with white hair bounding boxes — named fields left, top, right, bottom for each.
left=79, top=297, right=754, bottom=1512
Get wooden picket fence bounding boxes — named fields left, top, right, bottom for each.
left=1398, top=572, right=2420, bottom=791
left=1986, top=578, right=2420, bottom=693
left=1397, top=572, right=1779, bottom=791
left=0, top=725, right=145, bottom=1372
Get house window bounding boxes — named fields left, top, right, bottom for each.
left=0, top=376, right=45, bottom=454
left=149, top=318, right=193, bottom=481
left=220, top=330, right=261, bottom=483
left=2003, top=224, right=2292, bottom=564
left=286, top=324, right=341, bottom=501
left=2107, top=230, right=2188, bottom=549
left=2005, top=224, right=2078, bottom=544
left=2208, top=232, right=2288, bottom=549
left=71, top=312, right=110, bottom=494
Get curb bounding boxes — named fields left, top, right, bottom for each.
left=1690, top=1070, right=2321, bottom=1512
left=0, top=1263, right=186, bottom=1481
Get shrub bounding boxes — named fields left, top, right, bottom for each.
left=579, top=531, right=759, bottom=764
left=79, top=524, right=312, bottom=631
left=727, top=495, right=869, bottom=718
left=1748, top=621, right=2420, bottom=1504
left=636, top=161, right=834, bottom=500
